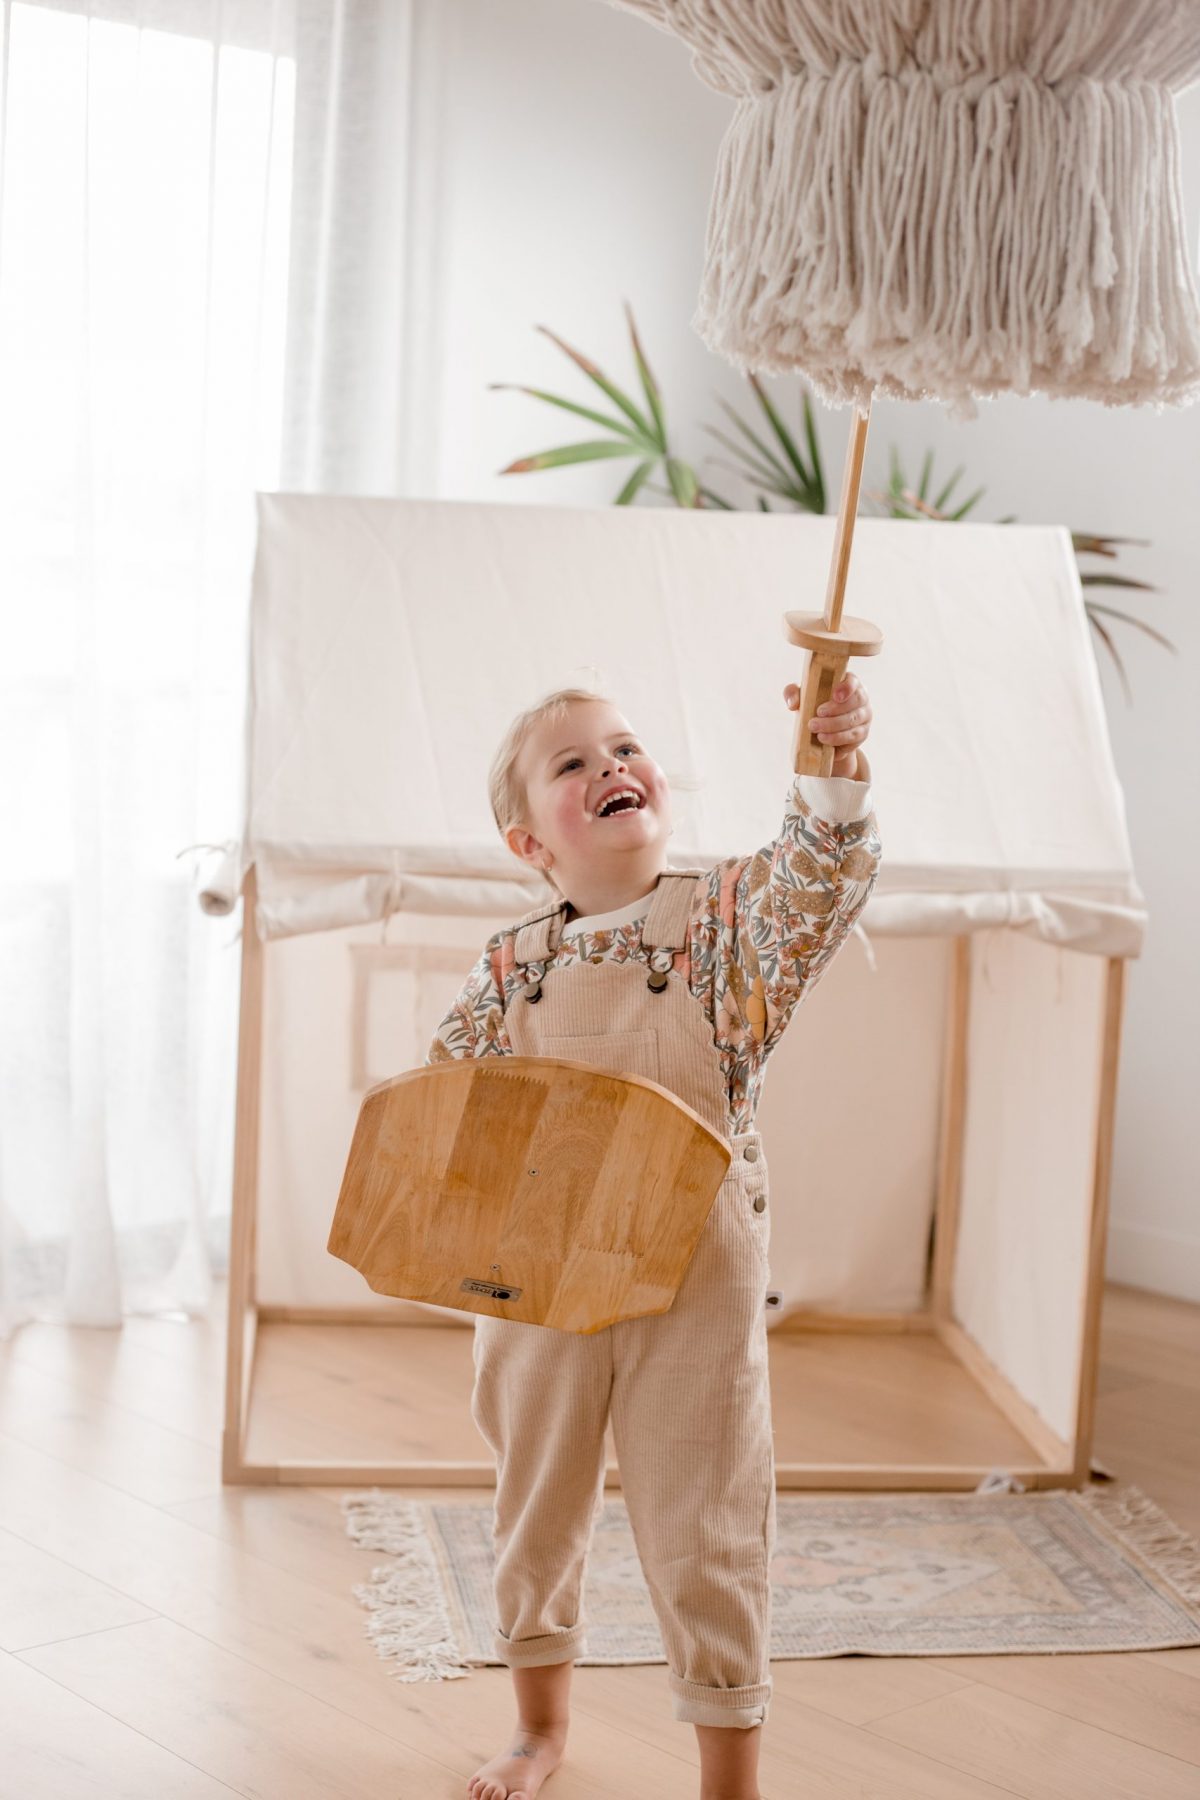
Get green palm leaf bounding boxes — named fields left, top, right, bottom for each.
left=1072, top=533, right=1149, bottom=558
left=710, top=398, right=796, bottom=489
left=1086, top=609, right=1132, bottom=706
left=748, top=373, right=821, bottom=505
left=876, top=449, right=984, bottom=521
left=535, top=324, right=658, bottom=443
left=704, top=427, right=792, bottom=497
left=666, top=456, right=700, bottom=508
left=501, top=439, right=645, bottom=474
left=624, top=303, right=667, bottom=448
left=614, top=458, right=656, bottom=505
left=489, top=383, right=656, bottom=448
left=1078, top=573, right=1157, bottom=592
left=946, top=487, right=986, bottom=521
left=932, top=465, right=965, bottom=510
left=801, top=391, right=826, bottom=513
left=1084, top=601, right=1175, bottom=652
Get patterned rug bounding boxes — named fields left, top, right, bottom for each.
left=341, top=1485, right=1200, bottom=1683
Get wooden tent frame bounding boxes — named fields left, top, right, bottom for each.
left=222, top=864, right=1127, bottom=1491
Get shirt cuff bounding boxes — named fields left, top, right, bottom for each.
left=794, top=749, right=874, bottom=825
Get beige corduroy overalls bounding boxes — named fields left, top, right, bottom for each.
left=470, top=869, right=777, bottom=1730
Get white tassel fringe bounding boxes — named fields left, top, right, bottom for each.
left=1077, top=1482, right=1200, bottom=1611
left=341, top=1489, right=475, bottom=1682
left=605, top=1, right=1200, bottom=412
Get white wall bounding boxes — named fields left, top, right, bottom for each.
left=429, top=0, right=748, bottom=506
left=424, top=1, right=1200, bottom=1301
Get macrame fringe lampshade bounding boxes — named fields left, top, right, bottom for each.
left=606, top=0, right=1200, bottom=410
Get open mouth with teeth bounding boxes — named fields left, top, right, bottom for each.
left=595, top=788, right=645, bottom=819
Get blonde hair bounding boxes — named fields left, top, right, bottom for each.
left=489, top=685, right=616, bottom=892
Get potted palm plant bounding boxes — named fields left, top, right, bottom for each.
left=491, top=304, right=1171, bottom=699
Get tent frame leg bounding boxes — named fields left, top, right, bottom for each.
left=1071, top=955, right=1127, bottom=1484
left=222, top=863, right=263, bottom=1486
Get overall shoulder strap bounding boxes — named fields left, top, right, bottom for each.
left=513, top=896, right=568, bottom=967
left=642, top=868, right=705, bottom=953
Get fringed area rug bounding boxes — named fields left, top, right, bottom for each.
left=341, top=1485, right=1200, bottom=1683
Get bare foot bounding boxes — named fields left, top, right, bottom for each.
left=467, top=1724, right=566, bottom=1800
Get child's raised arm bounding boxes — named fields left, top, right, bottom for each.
left=687, top=704, right=881, bottom=1078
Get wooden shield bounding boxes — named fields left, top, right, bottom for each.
left=326, top=1055, right=731, bottom=1333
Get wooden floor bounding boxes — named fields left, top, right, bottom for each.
left=243, top=1306, right=1046, bottom=1479
left=1, top=1280, right=1197, bottom=1798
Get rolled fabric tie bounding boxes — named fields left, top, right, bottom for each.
left=175, top=839, right=245, bottom=916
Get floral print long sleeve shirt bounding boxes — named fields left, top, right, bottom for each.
left=426, top=772, right=881, bottom=1134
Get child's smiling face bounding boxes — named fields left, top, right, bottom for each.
left=506, top=697, right=672, bottom=900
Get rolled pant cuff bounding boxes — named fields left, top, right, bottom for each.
left=668, top=1674, right=771, bottom=1728
left=494, top=1624, right=587, bottom=1667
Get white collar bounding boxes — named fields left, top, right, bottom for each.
left=560, top=883, right=660, bottom=936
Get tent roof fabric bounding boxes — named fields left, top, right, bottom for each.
left=205, top=494, right=1145, bottom=958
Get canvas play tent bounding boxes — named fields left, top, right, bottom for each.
left=199, top=492, right=1143, bottom=1489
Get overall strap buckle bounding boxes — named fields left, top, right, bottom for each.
left=642, top=869, right=703, bottom=992
left=513, top=898, right=568, bottom=1001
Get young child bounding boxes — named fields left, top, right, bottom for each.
left=427, top=675, right=880, bottom=1800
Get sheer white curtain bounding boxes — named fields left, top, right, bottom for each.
left=0, top=0, right=441, bottom=1337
